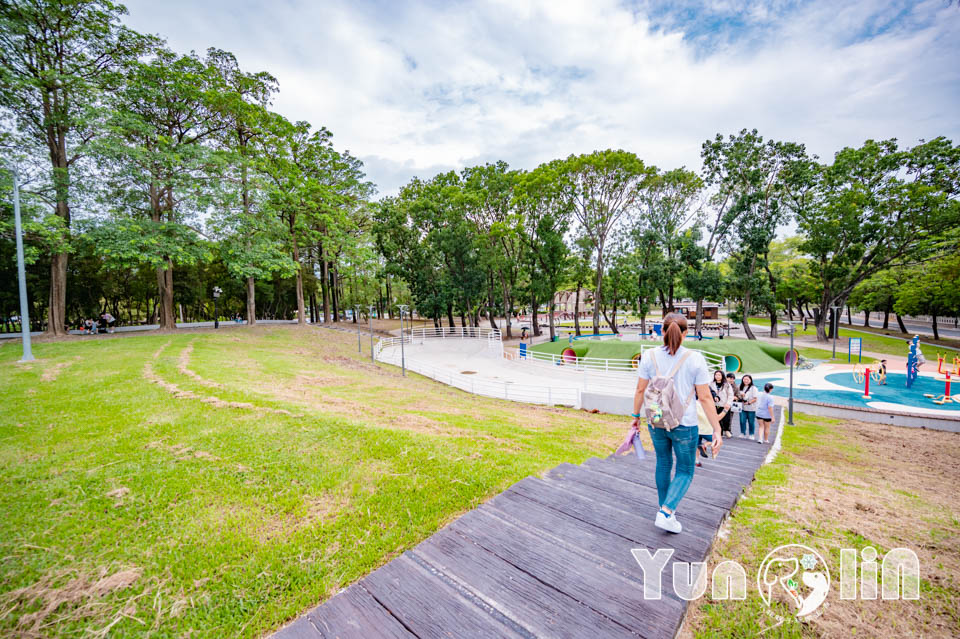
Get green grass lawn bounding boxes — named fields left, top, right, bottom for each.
left=0, top=326, right=628, bottom=638
left=528, top=337, right=830, bottom=373
left=747, top=319, right=951, bottom=361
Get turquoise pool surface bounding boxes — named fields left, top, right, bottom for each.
left=754, top=372, right=958, bottom=411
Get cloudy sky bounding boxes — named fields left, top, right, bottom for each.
left=121, top=0, right=960, bottom=196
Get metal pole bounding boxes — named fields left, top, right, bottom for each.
left=355, top=306, right=361, bottom=353
left=368, top=305, right=375, bottom=362
left=214, top=298, right=218, bottom=329
left=12, top=167, right=33, bottom=362
left=787, top=323, right=796, bottom=425
left=398, top=304, right=409, bottom=377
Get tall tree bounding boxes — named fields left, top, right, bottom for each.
left=0, top=0, right=151, bottom=334
left=95, top=47, right=228, bottom=329
left=207, top=47, right=278, bottom=325
left=790, top=137, right=960, bottom=342
left=559, top=150, right=656, bottom=334
left=514, top=160, right=572, bottom=341
left=634, top=167, right=702, bottom=321
left=708, top=130, right=804, bottom=339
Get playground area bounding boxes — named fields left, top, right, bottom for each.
left=374, top=329, right=960, bottom=425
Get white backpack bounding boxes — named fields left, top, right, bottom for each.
left=644, top=350, right=696, bottom=431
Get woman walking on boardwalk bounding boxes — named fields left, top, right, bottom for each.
left=630, top=313, right=723, bottom=534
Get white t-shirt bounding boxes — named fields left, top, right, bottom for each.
left=638, top=345, right=711, bottom=426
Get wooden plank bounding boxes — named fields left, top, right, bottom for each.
left=413, top=527, right=638, bottom=639
left=361, top=553, right=525, bottom=639
left=488, top=485, right=710, bottom=603
left=547, top=463, right=737, bottom=519
left=306, top=584, right=414, bottom=639
left=272, top=617, right=322, bottom=639
left=450, top=508, right=685, bottom=639
left=543, top=466, right=728, bottom=532
left=580, top=459, right=743, bottom=510
left=508, top=477, right=716, bottom=557
left=487, top=487, right=710, bottom=593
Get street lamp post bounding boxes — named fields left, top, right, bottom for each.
left=785, top=321, right=799, bottom=426
left=397, top=304, right=409, bottom=377
left=354, top=305, right=362, bottom=353
left=830, top=305, right=841, bottom=359
left=368, top=305, right=376, bottom=363
left=213, top=286, right=222, bottom=329
left=11, top=167, right=33, bottom=362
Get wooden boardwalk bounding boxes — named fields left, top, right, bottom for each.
left=273, top=419, right=779, bottom=639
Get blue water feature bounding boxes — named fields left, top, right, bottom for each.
left=753, top=372, right=959, bottom=411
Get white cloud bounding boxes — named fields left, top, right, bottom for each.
left=122, top=0, right=960, bottom=195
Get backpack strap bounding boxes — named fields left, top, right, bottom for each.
left=666, top=351, right=693, bottom=379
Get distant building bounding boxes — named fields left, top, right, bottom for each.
left=553, top=289, right=593, bottom=319
left=673, top=302, right=721, bottom=320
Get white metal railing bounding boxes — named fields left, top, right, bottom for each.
left=374, top=328, right=578, bottom=407
left=512, top=343, right=726, bottom=373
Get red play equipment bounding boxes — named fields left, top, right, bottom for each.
left=924, top=371, right=955, bottom=405
left=862, top=367, right=872, bottom=399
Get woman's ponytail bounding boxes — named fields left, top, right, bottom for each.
left=662, top=312, right=687, bottom=355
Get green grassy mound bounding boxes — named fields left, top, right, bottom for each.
left=529, top=337, right=794, bottom=373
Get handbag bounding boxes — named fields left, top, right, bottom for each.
left=730, top=400, right=742, bottom=413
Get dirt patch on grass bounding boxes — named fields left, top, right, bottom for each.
left=684, top=419, right=960, bottom=639
left=39, top=358, right=77, bottom=382
left=2, top=566, right=141, bottom=636
left=176, top=342, right=225, bottom=389
left=146, top=441, right=221, bottom=464
left=259, top=493, right=350, bottom=541
left=143, top=351, right=295, bottom=416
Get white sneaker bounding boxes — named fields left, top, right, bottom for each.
left=655, top=510, right=682, bottom=534
left=757, top=438, right=763, bottom=444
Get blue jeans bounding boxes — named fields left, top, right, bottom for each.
left=740, top=411, right=756, bottom=436
left=647, top=425, right=698, bottom=511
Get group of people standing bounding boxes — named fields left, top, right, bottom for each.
left=708, top=371, right=775, bottom=444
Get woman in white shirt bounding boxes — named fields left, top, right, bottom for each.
left=711, top=370, right=733, bottom=439
left=631, top=313, right=723, bottom=534
left=738, top=374, right=758, bottom=440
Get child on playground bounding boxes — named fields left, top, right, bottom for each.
left=756, top=383, right=775, bottom=444
left=738, top=374, right=758, bottom=439
left=879, top=359, right=888, bottom=385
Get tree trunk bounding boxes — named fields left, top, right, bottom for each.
left=846, top=306, right=852, bottom=325
left=245, top=276, right=256, bottom=325
left=446, top=305, right=455, bottom=328
left=487, top=277, right=498, bottom=330
left=932, top=314, right=940, bottom=340
left=548, top=302, right=556, bottom=341
left=330, top=266, right=339, bottom=322
left=574, top=285, right=582, bottom=337
left=530, top=293, right=540, bottom=336
left=883, top=310, right=889, bottom=329
left=863, top=310, right=870, bottom=327
left=592, top=255, right=604, bottom=335
left=895, top=313, right=907, bottom=333
left=46, top=253, right=68, bottom=335
left=695, top=298, right=704, bottom=334
left=769, top=312, right=778, bottom=340
left=500, top=273, right=512, bottom=339
left=156, top=260, right=176, bottom=329
left=292, top=240, right=305, bottom=325
left=320, top=256, right=330, bottom=323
